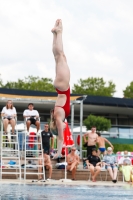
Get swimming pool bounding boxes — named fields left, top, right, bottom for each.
left=0, top=184, right=133, bottom=200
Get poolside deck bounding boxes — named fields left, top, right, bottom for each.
left=0, top=179, right=129, bottom=187
left=0, top=159, right=124, bottom=182
left=0, top=168, right=124, bottom=181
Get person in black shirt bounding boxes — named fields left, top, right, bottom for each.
left=39, top=124, right=54, bottom=155
left=86, top=149, right=101, bottom=182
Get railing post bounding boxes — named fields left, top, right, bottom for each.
left=71, top=103, right=74, bottom=135
left=80, top=100, right=83, bottom=159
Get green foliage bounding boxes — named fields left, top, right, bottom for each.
left=82, top=140, right=133, bottom=156
left=2, top=76, right=55, bottom=92
left=72, top=77, right=116, bottom=97
left=123, top=81, right=133, bottom=98
left=106, top=144, right=133, bottom=153
left=83, top=114, right=111, bottom=131
left=0, top=74, right=3, bottom=87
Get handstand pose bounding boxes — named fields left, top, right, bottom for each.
left=50, top=19, right=70, bottom=158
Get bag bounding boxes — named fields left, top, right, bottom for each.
left=83, top=142, right=88, bottom=148
left=58, top=165, right=65, bottom=169
left=83, top=159, right=88, bottom=169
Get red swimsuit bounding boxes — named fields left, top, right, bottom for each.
left=55, top=87, right=70, bottom=118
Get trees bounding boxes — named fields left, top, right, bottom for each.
left=123, top=81, right=133, bottom=98
left=2, top=76, right=55, bottom=92
left=0, top=74, right=3, bottom=87
left=72, top=77, right=116, bottom=97
left=83, top=114, right=111, bottom=131
left=0, top=75, right=116, bottom=95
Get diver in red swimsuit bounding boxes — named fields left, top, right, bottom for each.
left=55, top=87, right=70, bottom=118
left=50, top=19, right=70, bottom=158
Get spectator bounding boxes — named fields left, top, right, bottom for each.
left=86, top=149, right=101, bottom=182
left=66, top=147, right=80, bottom=180
left=83, top=127, right=98, bottom=157
left=103, top=147, right=118, bottom=183
left=39, top=124, right=54, bottom=155
left=121, top=159, right=132, bottom=183
left=118, top=151, right=132, bottom=182
left=131, top=168, right=133, bottom=183
left=38, top=150, right=52, bottom=181
left=1, top=100, right=17, bottom=135
left=96, top=132, right=114, bottom=156
left=118, top=151, right=131, bottom=167
left=23, top=103, right=40, bottom=134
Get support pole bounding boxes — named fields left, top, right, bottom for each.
left=0, top=119, right=3, bottom=179
left=80, top=100, right=83, bottom=159
left=71, top=103, right=74, bottom=135
left=65, top=147, right=67, bottom=180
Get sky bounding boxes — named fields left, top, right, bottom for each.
left=0, top=0, right=133, bottom=97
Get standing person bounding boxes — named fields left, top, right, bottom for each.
left=50, top=19, right=70, bottom=158
left=96, top=132, right=114, bottom=156
left=66, top=147, right=80, bottom=180
left=39, top=124, right=54, bottom=155
left=1, top=100, right=17, bottom=135
left=86, top=149, right=101, bottom=182
left=23, top=103, right=40, bottom=134
left=83, top=127, right=98, bottom=157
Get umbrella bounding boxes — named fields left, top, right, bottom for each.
left=28, top=132, right=36, bottom=148
left=62, top=122, right=74, bottom=182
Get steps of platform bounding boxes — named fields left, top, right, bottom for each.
left=0, top=168, right=123, bottom=181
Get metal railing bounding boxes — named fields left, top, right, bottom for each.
left=0, top=117, right=21, bottom=180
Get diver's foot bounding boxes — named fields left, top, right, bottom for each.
left=51, top=19, right=63, bottom=34
left=51, top=19, right=59, bottom=33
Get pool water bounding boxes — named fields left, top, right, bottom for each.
left=0, top=184, right=133, bottom=200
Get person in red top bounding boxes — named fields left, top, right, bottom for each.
left=50, top=19, right=70, bottom=158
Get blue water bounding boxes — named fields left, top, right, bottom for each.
left=0, top=184, right=133, bottom=200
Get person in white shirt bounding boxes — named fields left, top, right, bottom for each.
left=118, top=151, right=131, bottom=166
left=23, top=103, right=40, bottom=133
left=1, top=100, right=17, bottom=134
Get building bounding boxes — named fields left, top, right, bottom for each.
left=0, top=88, right=133, bottom=144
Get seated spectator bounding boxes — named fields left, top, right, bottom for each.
left=38, top=150, right=52, bottom=180
left=118, top=151, right=131, bottom=168
left=23, top=103, right=40, bottom=134
left=86, top=149, right=101, bottom=182
left=121, top=159, right=132, bottom=183
left=118, top=151, right=132, bottom=183
left=1, top=100, right=17, bottom=135
left=103, top=147, right=118, bottom=183
left=66, top=147, right=80, bottom=180
left=131, top=168, right=133, bottom=183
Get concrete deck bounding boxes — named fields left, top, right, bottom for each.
left=0, top=179, right=129, bottom=187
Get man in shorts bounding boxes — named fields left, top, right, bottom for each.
left=83, top=127, right=98, bottom=157
left=38, top=123, right=54, bottom=155
left=23, top=103, right=40, bottom=134
left=96, top=132, right=114, bottom=156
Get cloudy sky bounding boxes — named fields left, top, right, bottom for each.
left=0, top=0, right=133, bottom=97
